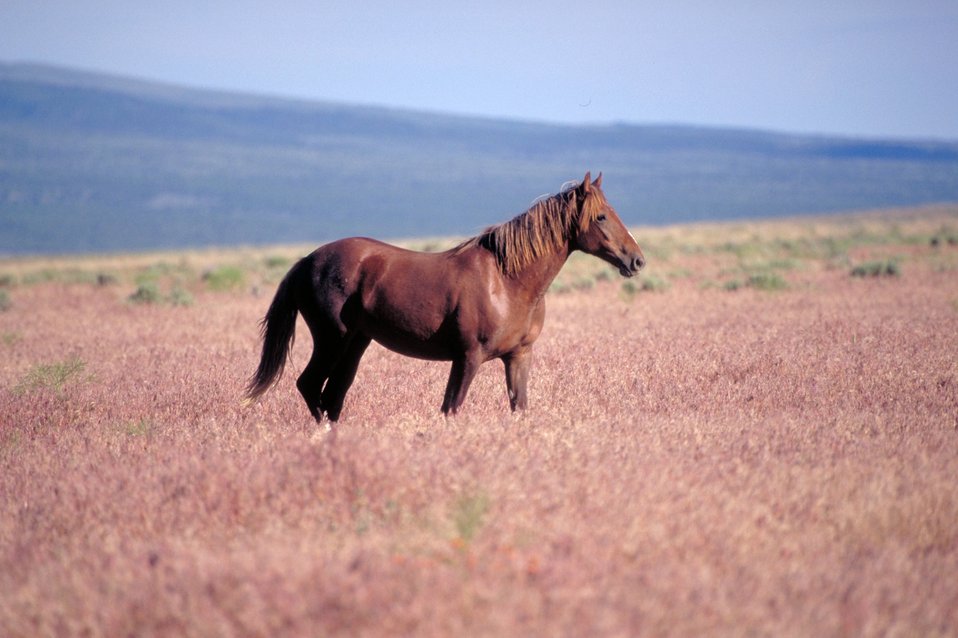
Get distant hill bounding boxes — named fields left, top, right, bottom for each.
left=2, top=62, right=957, bottom=256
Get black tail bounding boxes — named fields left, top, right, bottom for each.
left=245, top=259, right=305, bottom=401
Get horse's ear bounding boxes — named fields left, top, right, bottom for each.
left=582, top=172, right=592, bottom=194
left=593, top=172, right=603, bottom=189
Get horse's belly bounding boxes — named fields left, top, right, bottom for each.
left=357, top=299, right=456, bottom=361
left=369, top=331, right=455, bottom=361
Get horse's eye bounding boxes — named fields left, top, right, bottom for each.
left=597, top=214, right=607, bottom=222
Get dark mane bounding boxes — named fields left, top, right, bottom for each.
left=455, top=180, right=606, bottom=276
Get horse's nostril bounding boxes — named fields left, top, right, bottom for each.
left=633, top=256, right=645, bottom=271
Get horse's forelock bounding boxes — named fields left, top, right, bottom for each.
left=577, top=180, right=607, bottom=234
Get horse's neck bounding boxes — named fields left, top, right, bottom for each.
left=514, top=241, right=572, bottom=300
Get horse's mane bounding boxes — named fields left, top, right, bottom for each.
left=455, top=179, right=605, bottom=277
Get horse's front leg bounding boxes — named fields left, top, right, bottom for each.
left=441, top=352, right=482, bottom=415
left=502, top=348, right=532, bottom=411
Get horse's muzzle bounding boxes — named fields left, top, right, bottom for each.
left=619, top=254, right=646, bottom=277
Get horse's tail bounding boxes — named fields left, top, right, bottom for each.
left=244, top=258, right=306, bottom=402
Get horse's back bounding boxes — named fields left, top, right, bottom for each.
left=306, top=236, right=464, bottom=293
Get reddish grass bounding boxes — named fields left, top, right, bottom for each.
left=2, top=210, right=958, bottom=636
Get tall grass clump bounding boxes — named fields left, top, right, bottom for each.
left=14, top=356, right=87, bottom=395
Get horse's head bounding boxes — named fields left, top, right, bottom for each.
left=572, top=172, right=645, bottom=277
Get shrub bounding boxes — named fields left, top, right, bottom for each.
left=724, top=279, right=743, bottom=291
left=128, top=281, right=162, bottom=304
left=549, top=274, right=600, bottom=294
left=21, top=269, right=58, bottom=285
left=571, top=277, right=594, bottom=291
left=621, top=274, right=670, bottom=297
left=264, top=255, right=291, bottom=269
left=746, top=271, right=788, bottom=291
left=168, top=286, right=194, bottom=307
left=640, top=273, right=670, bottom=292
left=851, top=260, right=900, bottom=278
left=96, top=272, right=118, bottom=286
left=0, top=290, right=10, bottom=312
left=203, top=265, right=245, bottom=291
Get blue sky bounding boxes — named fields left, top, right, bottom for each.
left=2, top=1, right=956, bottom=139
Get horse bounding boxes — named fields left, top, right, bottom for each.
left=245, top=172, right=645, bottom=421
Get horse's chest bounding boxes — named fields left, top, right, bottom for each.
left=478, top=296, right=543, bottom=353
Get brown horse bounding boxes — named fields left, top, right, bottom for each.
left=245, top=172, right=644, bottom=421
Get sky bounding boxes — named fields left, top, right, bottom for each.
left=2, top=0, right=957, bottom=140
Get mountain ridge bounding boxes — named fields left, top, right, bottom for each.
left=2, top=62, right=957, bottom=255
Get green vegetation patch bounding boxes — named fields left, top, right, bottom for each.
left=203, top=265, right=245, bottom=291
left=14, top=356, right=87, bottom=395
left=129, top=281, right=195, bottom=306
left=263, top=255, right=292, bottom=269
left=124, top=419, right=154, bottom=437
left=640, top=273, right=671, bottom=292
left=0, top=290, right=10, bottom=312
left=167, top=286, right=194, bottom=307
left=621, top=271, right=671, bottom=298
left=451, top=491, right=490, bottom=543
left=746, top=271, right=788, bottom=291
left=26, top=267, right=101, bottom=286
left=851, top=260, right=900, bottom=278
left=723, top=271, right=788, bottom=292
left=549, top=277, right=597, bottom=295
left=929, top=234, right=958, bottom=247
left=128, top=281, right=163, bottom=304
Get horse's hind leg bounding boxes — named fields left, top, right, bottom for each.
left=296, top=352, right=326, bottom=421
left=321, top=333, right=371, bottom=422
left=297, top=327, right=346, bottom=421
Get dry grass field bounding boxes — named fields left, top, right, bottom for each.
left=2, top=205, right=957, bottom=636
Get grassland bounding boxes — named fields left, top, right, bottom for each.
left=2, top=205, right=957, bottom=636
